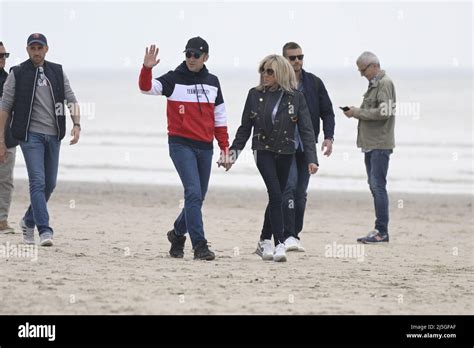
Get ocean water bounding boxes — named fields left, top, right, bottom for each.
left=12, top=69, right=474, bottom=194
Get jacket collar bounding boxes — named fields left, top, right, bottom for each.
left=301, top=68, right=307, bottom=80
left=260, top=86, right=296, bottom=120
left=261, top=86, right=296, bottom=98
left=175, top=61, right=209, bottom=78
left=22, top=58, right=50, bottom=70
left=300, top=68, right=308, bottom=86
left=369, top=70, right=386, bottom=88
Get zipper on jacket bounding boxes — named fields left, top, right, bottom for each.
left=24, top=67, right=39, bottom=142
left=272, top=92, right=286, bottom=147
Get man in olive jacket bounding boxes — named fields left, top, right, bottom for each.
left=0, top=41, right=17, bottom=234
left=344, top=51, right=396, bottom=244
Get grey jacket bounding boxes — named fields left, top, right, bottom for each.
left=353, top=70, right=396, bottom=150
left=230, top=87, right=318, bottom=165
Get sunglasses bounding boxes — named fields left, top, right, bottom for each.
left=185, top=51, right=202, bottom=59
left=259, top=67, right=274, bottom=76
left=288, top=55, right=304, bottom=61
left=0, top=53, right=10, bottom=59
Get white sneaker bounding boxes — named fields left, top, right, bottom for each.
left=20, top=218, right=35, bottom=245
left=256, top=239, right=274, bottom=261
left=40, top=232, right=54, bottom=247
left=273, top=243, right=287, bottom=262
left=284, top=236, right=305, bottom=252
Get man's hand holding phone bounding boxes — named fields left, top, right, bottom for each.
left=341, top=106, right=355, bottom=118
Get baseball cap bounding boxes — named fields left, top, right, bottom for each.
left=184, top=36, right=209, bottom=54
left=27, top=33, right=48, bottom=46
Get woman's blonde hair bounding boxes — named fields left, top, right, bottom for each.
left=256, top=54, right=297, bottom=92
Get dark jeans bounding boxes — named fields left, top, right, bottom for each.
left=169, top=143, right=213, bottom=248
left=256, top=150, right=293, bottom=245
left=364, top=149, right=392, bottom=235
left=282, top=151, right=310, bottom=239
left=19, top=132, right=61, bottom=235
left=262, top=151, right=310, bottom=240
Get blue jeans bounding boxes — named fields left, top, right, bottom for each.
left=19, top=132, right=61, bottom=235
left=169, top=143, right=213, bottom=248
left=257, top=150, right=293, bottom=245
left=364, top=149, right=392, bottom=235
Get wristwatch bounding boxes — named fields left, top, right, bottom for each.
left=73, top=123, right=81, bottom=130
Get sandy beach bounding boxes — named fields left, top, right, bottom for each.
left=0, top=179, right=472, bottom=315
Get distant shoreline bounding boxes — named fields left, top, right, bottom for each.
left=10, top=178, right=474, bottom=197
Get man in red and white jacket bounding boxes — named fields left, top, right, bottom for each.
left=139, top=37, right=230, bottom=261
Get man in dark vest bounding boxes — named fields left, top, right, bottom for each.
left=0, top=41, right=17, bottom=234
left=0, top=33, right=81, bottom=246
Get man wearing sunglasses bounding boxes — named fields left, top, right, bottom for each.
left=139, top=36, right=230, bottom=261
left=343, top=51, right=396, bottom=244
left=273, top=42, right=335, bottom=252
left=0, top=41, right=17, bottom=234
left=0, top=33, right=81, bottom=247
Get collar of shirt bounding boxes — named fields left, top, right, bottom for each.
left=369, top=70, right=385, bottom=88
left=297, top=79, right=304, bottom=92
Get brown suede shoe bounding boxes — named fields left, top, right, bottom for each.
left=0, top=220, right=15, bottom=234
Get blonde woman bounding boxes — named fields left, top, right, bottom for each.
left=227, top=55, right=318, bottom=262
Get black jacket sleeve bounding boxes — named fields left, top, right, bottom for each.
left=157, top=71, right=176, bottom=97
left=316, top=77, right=335, bottom=140
left=297, top=92, right=318, bottom=165
left=229, top=89, right=254, bottom=160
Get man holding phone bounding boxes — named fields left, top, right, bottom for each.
left=343, top=51, right=396, bottom=244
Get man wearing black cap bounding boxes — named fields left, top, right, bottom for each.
left=0, top=41, right=17, bottom=234
left=139, top=36, right=231, bottom=261
left=0, top=33, right=81, bottom=247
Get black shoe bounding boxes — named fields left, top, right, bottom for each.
left=193, top=240, right=215, bottom=261
left=357, top=229, right=389, bottom=244
left=167, top=230, right=186, bottom=258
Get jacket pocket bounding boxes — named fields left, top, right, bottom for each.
left=364, top=97, right=378, bottom=109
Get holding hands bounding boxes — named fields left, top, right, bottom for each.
left=217, top=149, right=234, bottom=172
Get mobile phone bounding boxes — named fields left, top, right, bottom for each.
left=339, top=106, right=350, bottom=112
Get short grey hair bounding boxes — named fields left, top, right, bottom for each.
left=356, top=51, right=380, bottom=67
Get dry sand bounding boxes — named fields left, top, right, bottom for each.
left=0, top=180, right=472, bottom=314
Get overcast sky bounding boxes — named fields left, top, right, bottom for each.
left=1, top=0, right=472, bottom=72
